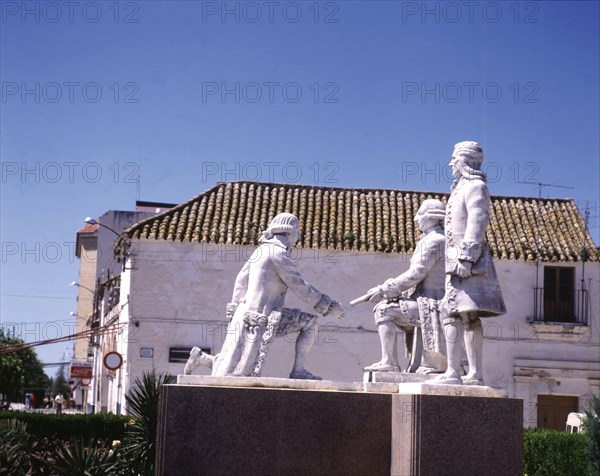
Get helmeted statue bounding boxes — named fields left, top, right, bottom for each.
left=184, top=212, right=345, bottom=380
left=360, top=199, right=448, bottom=373
left=434, top=141, right=506, bottom=385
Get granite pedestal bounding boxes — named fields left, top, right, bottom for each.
left=156, top=377, right=522, bottom=476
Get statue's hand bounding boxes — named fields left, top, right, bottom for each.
left=456, top=261, right=472, bottom=278
left=329, top=301, right=346, bottom=319
left=367, top=286, right=384, bottom=303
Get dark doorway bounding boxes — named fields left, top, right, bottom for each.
left=537, top=394, right=579, bottom=431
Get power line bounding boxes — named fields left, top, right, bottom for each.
left=0, top=320, right=125, bottom=356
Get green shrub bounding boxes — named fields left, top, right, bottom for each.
left=582, top=395, right=600, bottom=475
left=0, top=418, right=30, bottom=475
left=0, top=371, right=173, bottom=475
left=0, top=412, right=128, bottom=441
left=523, top=428, right=589, bottom=476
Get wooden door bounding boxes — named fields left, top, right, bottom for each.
left=537, top=395, right=578, bottom=431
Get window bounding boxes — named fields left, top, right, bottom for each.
left=168, top=347, right=210, bottom=363
left=543, top=267, right=575, bottom=323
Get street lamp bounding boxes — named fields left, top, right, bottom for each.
left=70, top=281, right=95, bottom=294
left=84, top=217, right=131, bottom=262
left=84, top=217, right=121, bottom=238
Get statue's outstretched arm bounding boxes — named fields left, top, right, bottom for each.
left=230, top=260, right=250, bottom=305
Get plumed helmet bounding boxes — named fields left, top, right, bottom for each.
left=453, top=141, right=484, bottom=167
left=420, top=199, right=446, bottom=222
left=262, top=212, right=299, bottom=240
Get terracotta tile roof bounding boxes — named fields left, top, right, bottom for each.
left=77, top=223, right=99, bottom=234
left=117, top=181, right=598, bottom=263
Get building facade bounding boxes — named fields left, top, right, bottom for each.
left=98, top=181, right=597, bottom=429
left=73, top=202, right=175, bottom=411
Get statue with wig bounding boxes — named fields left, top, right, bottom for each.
left=184, top=213, right=346, bottom=380
left=434, top=141, right=506, bottom=385
left=353, top=199, right=448, bottom=374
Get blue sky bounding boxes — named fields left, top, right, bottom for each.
left=1, top=0, right=599, bottom=373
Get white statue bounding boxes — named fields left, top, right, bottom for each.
left=184, top=213, right=345, bottom=380
left=434, top=141, right=506, bottom=385
left=355, top=199, right=448, bottom=373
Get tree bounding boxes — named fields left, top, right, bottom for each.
left=51, top=365, right=71, bottom=397
left=0, top=329, right=49, bottom=403
left=0, top=330, right=28, bottom=402
left=583, top=394, right=600, bottom=475
left=21, top=348, right=49, bottom=408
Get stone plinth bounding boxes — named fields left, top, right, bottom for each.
left=156, top=377, right=522, bottom=476
left=393, top=393, right=521, bottom=476
left=156, top=383, right=392, bottom=476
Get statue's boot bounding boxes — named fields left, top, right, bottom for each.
left=461, top=375, right=484, bottom=385
left=289, top=369, right=322, bottom=380
left=364, top=361, right=401, bottom=372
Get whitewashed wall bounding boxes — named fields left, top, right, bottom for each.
left=115, top=239, right=600, bottom=424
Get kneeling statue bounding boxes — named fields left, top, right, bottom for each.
left=184, top=213, right=345, bottom=380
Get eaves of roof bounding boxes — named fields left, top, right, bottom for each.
left=115, top=181, right=599, bottom=263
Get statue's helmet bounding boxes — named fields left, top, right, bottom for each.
left=453, top=141, right=484, bottom=168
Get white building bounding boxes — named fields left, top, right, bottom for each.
left=73, top=202, right=175, bottom=411
left=98, top=181, right=597, bottom=429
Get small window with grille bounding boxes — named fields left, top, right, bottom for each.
left=168, top=347, right=211, bottom=363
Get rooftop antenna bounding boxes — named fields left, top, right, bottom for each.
left=516, top=181, right=574, bottom=321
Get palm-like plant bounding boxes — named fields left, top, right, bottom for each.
left=0, top=418, right=30, bottom=475
left=34, top=438, right=118, bottom=476
left=117, top=371, right=175, bottom=476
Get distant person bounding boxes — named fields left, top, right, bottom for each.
left=54, top=393, right=64, bottom=414
left=25, top=392, right=31, bottom=410
left=29, top=392, right=36, bottom=409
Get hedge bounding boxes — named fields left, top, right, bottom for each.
left=0, top=412, right=128, bottom=441
left=1, top=413, right=593, bottom=474
left=523, top=428, right=589, bottom=476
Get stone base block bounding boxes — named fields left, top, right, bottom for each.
left=156, top=382, right=522, bottom=476
left=394, top=393, right=522, bottom=476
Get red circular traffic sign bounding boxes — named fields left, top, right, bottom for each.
left=103, top=351, right=123, bottom=371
